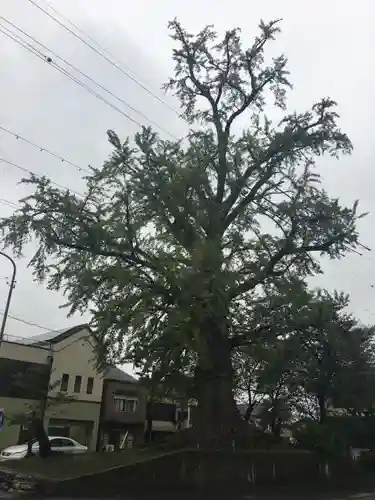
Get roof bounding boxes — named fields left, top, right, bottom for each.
left=28, top=324, right=91, bottom=346
left=104, top=366, right=138, bottom=384
left=21, top=325, right=137, bottom=384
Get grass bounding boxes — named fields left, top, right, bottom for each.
left=0, top=448, right=163, bottom=479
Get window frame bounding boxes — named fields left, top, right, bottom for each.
left=49, top=438, right=63, bottom=447
left=73, top=375, right=82, bottom=393
left=113, top=395, right=139, bottom=413
left=86, top=377, right=94, bottom=394
left=60, top=374, right=69, bottom=392
left=59, top=438, right=75, bottom=447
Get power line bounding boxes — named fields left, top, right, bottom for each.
left=0, top=125, right=90, bottom=175
left=0, top=310, right=55, bottom=332
left=38, top=0, right=162, bottom=91
left=0, top=21, right=146, bottom=131
left=26, top=0, right=183, bottom=120
left=267, top=184, right=370, bottom=257
left=0, top=23, right=154, bottom=134
left=0, top=141, right=368, bottom=262
left=0, top=156, right=84, bottom=197
left=0, top=16, right=178, bottom=140
left=0, top=197, right=19, bottom=209
left=0, top=16, right=370, bottom=267
left=0, top=23, right=174, bottom=139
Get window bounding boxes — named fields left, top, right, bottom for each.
left=0, top=358, right=49, bottom=399
left=73, top=375, right=82, bottom=393
left=60, top=374, right=69, bottom=392
left=59, top=438, right=74, bottom=447
left=113, top=396, right=138, bottom=413
left=48, top=426, right=70, bottom=438
left=50, top=438, right=63, bottom=448
left=86, top=377, right=94, bottom=394
left=50, top=437, right=74, bottom=448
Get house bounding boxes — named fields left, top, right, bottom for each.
left=147, top=400, right=194, bottom=443
left=0, top=333, right=52, bottom=450
left=97, top=366, right=147, bottom=450
left=0, top=324, right=104, bottom=451
left=0, top=324, right=194, bottom=452
left=40, top=325, right=104, bottom=451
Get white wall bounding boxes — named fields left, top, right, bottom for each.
left=0, top=340, right=50, bottom=364
left=48, top=328, right=103, bottom=403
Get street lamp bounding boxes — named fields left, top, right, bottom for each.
left=0, top=251, right=16, bottom=344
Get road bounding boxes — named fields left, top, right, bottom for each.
left=1, top=495, right=374, bottom=500
left=2, top=493, right=375, bottom=499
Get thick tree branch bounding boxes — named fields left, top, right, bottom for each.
left=230, top=233, right=347, bottom=299
left=222, top=109, right=340, bottom=230
left=173, top=23, right=229, bottom=204
left=46, top=233, right=156, bottom=272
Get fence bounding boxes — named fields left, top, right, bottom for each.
left=42, top=449, right=375, bottom=496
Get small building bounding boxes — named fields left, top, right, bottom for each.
left=0, top=324, right=104, bottom=451
left=41, top=325, right=104, bottom=451
left=97, top=367, right=147, bottom=450
left=147, top=400, right=194, bottom=443
left=0, top=334, right=52, bottom=449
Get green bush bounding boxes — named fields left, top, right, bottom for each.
left=293, top=420, right=347, bottom=457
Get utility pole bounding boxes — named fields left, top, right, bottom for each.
left=0, top=251, right=16, bottom=344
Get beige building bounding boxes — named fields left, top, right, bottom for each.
left=0, top=325, right=103, bottom=451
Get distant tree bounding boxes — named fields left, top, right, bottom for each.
left=293, top=419, right=347, bottom=458
left=234, top=286, right=375, bottom=432
left=0, top=19, right=364, bottom=447
left=232, top=277, right=316, bottom=423
left=296, top=291, right=360, bottom=423
left=329, top=326, right=375, bottom=417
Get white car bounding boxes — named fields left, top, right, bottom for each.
left=0, top=436, right=88, bottom=460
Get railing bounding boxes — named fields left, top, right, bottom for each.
left=0, top=333, right=52, bottom=349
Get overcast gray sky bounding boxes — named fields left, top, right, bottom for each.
left=0, top=0, right=374, bottom=362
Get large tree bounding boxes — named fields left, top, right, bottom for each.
left=0, top=19, right=363, bottom=447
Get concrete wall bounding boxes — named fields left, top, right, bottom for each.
left=0, top=341, right=50, bottom=364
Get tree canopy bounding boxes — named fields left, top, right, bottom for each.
left=0, top=19, right=365, bottom=447
left=235, top=286, right=375, bottom=441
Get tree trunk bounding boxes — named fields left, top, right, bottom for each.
left=25, top=427, right=33, bottom=458
left=317, top=393, right=327, bottom=424
left=244, top=403, right=254, bottom=422
left=31, top=416, right=51, bottom=458
left=271, top=417, right=282, bottom=440
left=243, top=386, right=254, bottom=422
left=193, top=326, right=252, bottom=449
left=145, top=401, right=153, bottom=445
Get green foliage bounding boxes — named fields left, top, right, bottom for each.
left=0, top=20, right=364, bottom=417
left=234, top=284, right=375, bottom=438
left=293, top=420, right=347, bottom=457
left=326, top=416, right=375, bottom=449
